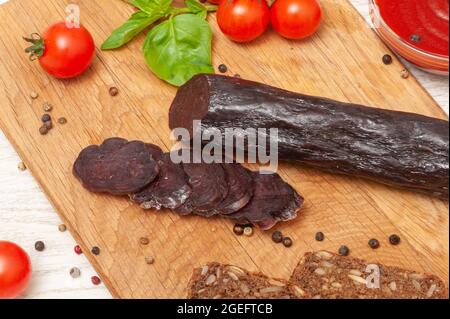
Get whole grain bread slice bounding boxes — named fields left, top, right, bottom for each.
left=290, top=251, right=448, bottom=299
left=187, top=262, right=308, bottom=299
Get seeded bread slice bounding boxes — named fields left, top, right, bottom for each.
left=187, top=262, right=308, bottom=299
left=290, top=251, right=448, bottom=299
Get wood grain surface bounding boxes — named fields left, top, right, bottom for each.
left=0, top=0, right=448, bottom=298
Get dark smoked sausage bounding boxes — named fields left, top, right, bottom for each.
left=169, top=74, right=449, bottom=199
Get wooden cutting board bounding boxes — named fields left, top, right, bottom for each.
left=0, top=0, right=448, bottom=298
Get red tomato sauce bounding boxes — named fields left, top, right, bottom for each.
left=377, top=0, right=449, bottom=57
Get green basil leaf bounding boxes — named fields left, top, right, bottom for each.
left=143, top=14, right=214, bottom=86
left=102, top=0, right=173, bottom=50
left=185, top=0, right=206, bottom=13
left=101, top=11, right=158, bottom=50
left=133, top=0, right=172, bottom=15
left=185, top=0, right=208, bottom=19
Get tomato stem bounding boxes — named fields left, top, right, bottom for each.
left=23, top=33, right=45, bottom=61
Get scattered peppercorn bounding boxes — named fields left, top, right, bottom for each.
left=34, top=241, right=45, bottom=252
left=91, top=246, right=100, bottom=255
left=74, top=245, right=82, bottom=255
left=410, top=34, right=421, bottom=42
left=139, top=237, right=150, bottom=245
left=70, top=267, right=81, bottom=278
left=18, top=162, right=27, bottom=171
left=30, top=91, right=39, bottom=100
left=382, top=54, right=393, bottom=65
left=338, top=245, right=350, bottom=256
left=199, top=0, right=207, bottom=3
left=400, top=69, right=410, bottom=79
left=91, top=276, right=101, bottom=285
left=39, top=125, right=49, bottom=135
left=58, top=224, right=67, bottom=232
left=271, top=231, right=283, bottom=243
left=58, top=117, right=67, bottom=125
left=389, top=234, right=401, bottom=245
left=41, top=114, right=51, bottom=123
left=109, top=87, right=119, bottom=96
left=368, top=238, right=380, bottom=249
left=145, top=256, right=155, bottom=265
left=44, top=121, right=53, bottom=130
left=315, top=232, right=325, bottom=242
left=243, top=226, right=253, bottom=237
left=218, top=64, right=228, bottom=73
left=43, top=102, right=53, bottom=112
left=282, top=237, right=293, bottom=248
left=233, top=224, right=244, bottom=236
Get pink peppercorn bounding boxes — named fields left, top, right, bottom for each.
left=74, top=245, right=82, bottom=255
left=91, top=276, right=101, bottom=285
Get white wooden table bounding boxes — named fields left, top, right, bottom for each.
left=0, top=0, right=448, bottom=299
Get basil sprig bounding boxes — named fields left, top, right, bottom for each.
left=102, top=0, right=217, bottom=86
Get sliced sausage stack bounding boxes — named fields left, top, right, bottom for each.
left=73, top=138, right=304, bottom=230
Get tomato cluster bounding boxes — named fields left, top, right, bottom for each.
left=216, top=0, right=322, bottom=42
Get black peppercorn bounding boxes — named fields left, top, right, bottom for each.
left=368, top=238, right=380, bottom=249
left=218, top=64, right=228, bottom=73
left=272, top=231, right=283, bottom=243
left=315, top=232, right=325, bottom=242
left=109, top=87, right=119, bottom=96
left=389, top=234, right=401, bottom=245
left=382, top=54, right=393, bottom=65
left=338, top=245, right=350, bottom=256
left=41, top=114, right=51, bottom=123
left=39, top=125, right=48, bottom=135
left=410, top=34, right=421, bottom=42
left=282, top=237, right=293, bottom=248
left=35, top=241, right=45, bottom=252
left=91, top=246, right=100, bottom=255
left=139, top=237, right=150, bottom=245
left=233, top=224, right=244, bottom=236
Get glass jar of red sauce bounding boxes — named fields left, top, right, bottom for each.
left=370, top=0, right=449, bottom=75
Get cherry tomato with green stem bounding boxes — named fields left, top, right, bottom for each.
left=270, top=0, right=322, bottom=40
left=216, top=0, right=270, bottom=43
left=0, top=241, right=32, bottom=299
left=24, top=22, right=95, bottom=78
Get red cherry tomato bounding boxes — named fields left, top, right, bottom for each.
left=0, top=241, right=32, bottom=299
left=270, top=0, right=322, bottom=40
left=217, top=0, right=270, bottom=42
left=24, top=22, right=95, bottom=78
